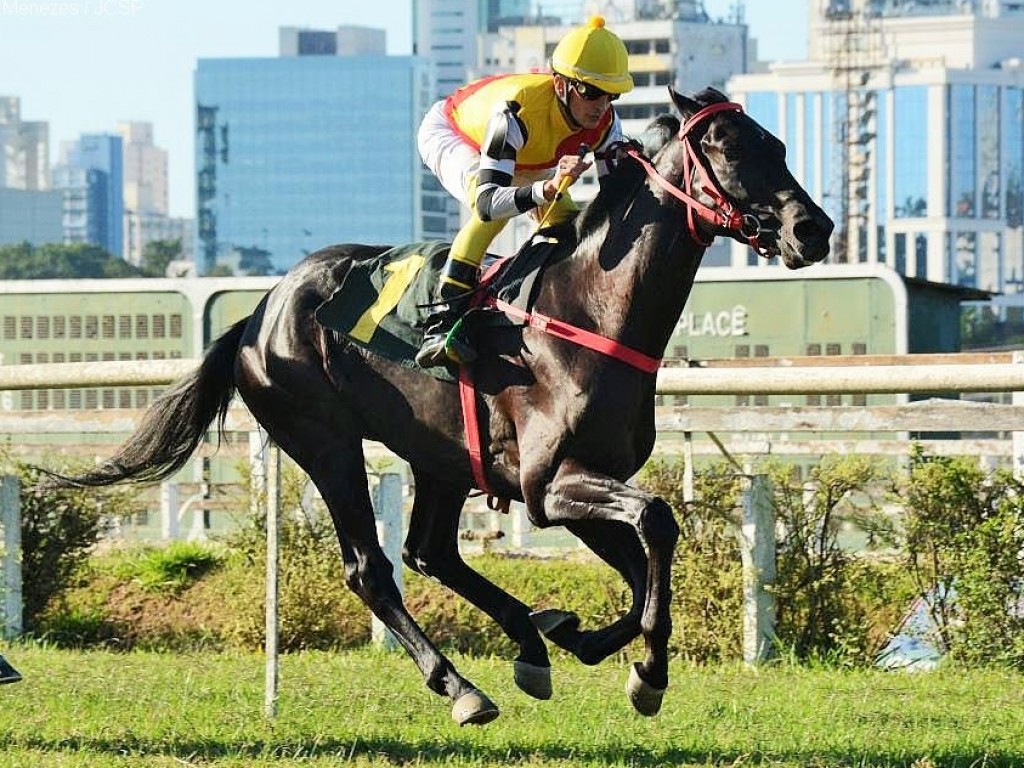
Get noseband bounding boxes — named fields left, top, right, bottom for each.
left=626, top=102, right=769, bottom=256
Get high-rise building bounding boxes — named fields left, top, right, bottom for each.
left=0, top=96, right=49, bottom=191
left=279, top=25, right=387, bottom=56
left=118, top=121, right=167, bottom=216
left=0, top=187, right=62, bottom=246
left=194, top=34, right=431, bottom=275
left=0, top=96, right=61, bottom=246
left=117, top=121, right=193, bottom=268
left=52, top=133, right=124, bottom=257
left=727, top=0, right=1024, bottom=297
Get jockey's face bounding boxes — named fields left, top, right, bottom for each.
left=556, top=75, right=615, bottom=130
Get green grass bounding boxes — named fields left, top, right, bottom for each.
left=0, top=645, right=1020, bottom=767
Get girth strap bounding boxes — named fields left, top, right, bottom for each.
left=457, top=288, right=663, bottom=503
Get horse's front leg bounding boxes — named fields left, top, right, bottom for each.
left=525, top=459, right=679, bottom=716
left=530, top=518, right=646, bottom=664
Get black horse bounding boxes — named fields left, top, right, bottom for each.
left=47, top=88, right=832, bottom=725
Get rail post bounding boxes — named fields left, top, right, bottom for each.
left=160, top=482, right=179, bottom=540
left=372, top=472, right=403, bottom=650
left=0, top=475, right=21, bottom=639
left=1014, top=351, right=1024, bottom=480
left=739, top=473, right=776, bottom=665
left=263, top=440, right=281, bottom=718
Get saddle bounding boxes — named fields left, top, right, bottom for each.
left=315, top=234, right=568, bottom=382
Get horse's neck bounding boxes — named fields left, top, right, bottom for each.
left=550, top=169, right=703, bottom=359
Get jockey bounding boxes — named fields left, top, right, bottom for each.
left=415, top=15, right=634, bottom=367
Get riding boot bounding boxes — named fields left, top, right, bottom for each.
left=416, top=207, right=507, bottom=368
left=415, top=273, right=479, bottom=368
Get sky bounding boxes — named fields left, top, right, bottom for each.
left=0, top=0, right=808, bottom=219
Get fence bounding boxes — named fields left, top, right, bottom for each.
left=1, top=353, right=1023, bottom=670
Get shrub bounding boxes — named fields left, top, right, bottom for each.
left=114, top=541, right=224, bottom=592
left=768, top=455, right=901, bottom=665
left=7, top=459, right=142, bottom=630
left=898, top=448, right=1024, bottom=667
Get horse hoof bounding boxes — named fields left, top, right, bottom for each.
left=452, top=689, right=500, bottom=726
left=513, top=660, right=552, bottom=700
left=529, top=609, right=579, bottom=636
left=626, top=663, right=665, bottom=717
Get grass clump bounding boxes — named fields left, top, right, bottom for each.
left=115, top=541, right=225, bottom=592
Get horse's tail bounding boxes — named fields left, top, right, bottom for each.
left=43, top=316, right=251, bottom=488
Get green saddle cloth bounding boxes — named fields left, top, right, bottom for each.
left=315, top=236, right=565, bottom=380
left=315, top=241, right=454, bottom=376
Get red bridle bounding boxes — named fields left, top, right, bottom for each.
left=625, top=101, right=770, bottom=257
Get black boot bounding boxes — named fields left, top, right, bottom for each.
left=415, top=282, right=477, bottom=368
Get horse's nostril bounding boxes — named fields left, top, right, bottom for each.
left=793, top=217, right=830, bottom=245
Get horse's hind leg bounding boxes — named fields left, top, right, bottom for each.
left=531, top=519, right=645, bottom=665
left=403, top=470, right=552, bottom=699
left=260, top=421, right=499, bottom=725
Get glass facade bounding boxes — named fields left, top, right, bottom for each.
left=194, top=55, right=427, bottom=275
left=738, top=80, right=1024, bottom=285
left=948, top=84, right=976, bottom=219
left=55, top=134, right=124, bottom=258
left=1004, top=88, right=1023, bottom=230
left=893, top=86, right=927, bottom=220
left=745, top=92, right=778, bottom=136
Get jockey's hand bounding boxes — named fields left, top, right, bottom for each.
left=543, top=153, right=593, bottom=201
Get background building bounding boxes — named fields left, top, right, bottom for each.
left=726, top=0, right=1024, bottom=300
left=53, top=133, right=125, bottom=257
left=118, top=121, right=193, bottom=268
left=194, top=28, right=432, bottom=275
left=0, top=96, right=49, bottom=191
left=0, top=96, right=61, bottom=246
left=0, top=187, right=62, bottom=247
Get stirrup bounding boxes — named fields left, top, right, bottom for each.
left=415, top=335, right=452, bottom=368
left=415, top=321, right=477, bottom=368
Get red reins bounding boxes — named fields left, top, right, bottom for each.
left=625, top=101, right=770, bottom=257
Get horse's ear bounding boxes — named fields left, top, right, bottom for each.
left=668, top=87, right=701, bottom=119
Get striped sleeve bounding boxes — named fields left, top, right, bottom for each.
left=474, top=102, right=545, bottom=221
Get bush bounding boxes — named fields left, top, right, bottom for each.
left=898, top=448, right=1024, bottom=667
left=7, top=459, right=142, bottom=630
left=114, top=541, right=224, bottom=593
left=768, top=455, right=902, bottom=665
left=638, top=454, right=909, bottom=666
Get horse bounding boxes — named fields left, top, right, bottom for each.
left=46, top=87, right=832, bottom=725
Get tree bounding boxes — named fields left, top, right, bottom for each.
left=141, top=238, right=183, bottom=277
left=236, top=245, right=273, bottom=276
left=205, top=263, right=235, bottom=277
left=0, top=242, right=145, bottom=279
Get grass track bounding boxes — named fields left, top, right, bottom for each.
left=0, top=645, right=1020, bottom=767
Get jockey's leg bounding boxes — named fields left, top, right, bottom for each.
left=416, top=212, right=507, bottom=368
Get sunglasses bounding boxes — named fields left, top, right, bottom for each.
left=570, top=79, right=619, bottom=102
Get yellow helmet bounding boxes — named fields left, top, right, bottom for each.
left=550, top=16, right=633, bottom=95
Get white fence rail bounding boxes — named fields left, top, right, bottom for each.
left=0, top=353, right=1022, bottom=668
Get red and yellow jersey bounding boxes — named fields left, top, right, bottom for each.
left=443, top=73, right=617, bottom=171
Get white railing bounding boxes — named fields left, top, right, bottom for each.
left=0, top=352, right=1022, bottom=667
